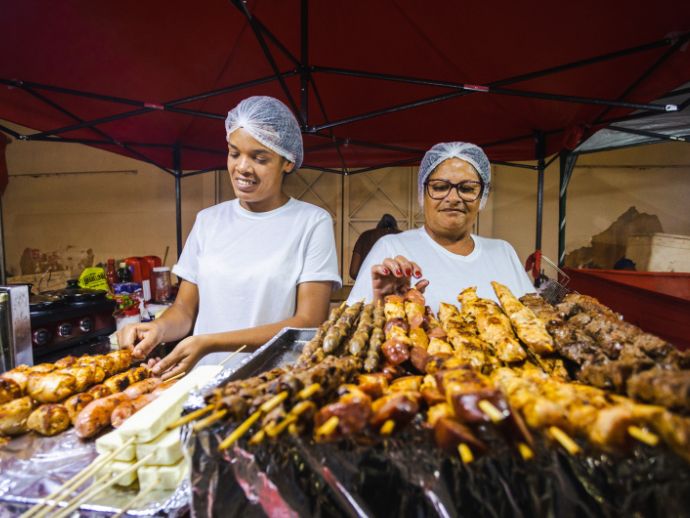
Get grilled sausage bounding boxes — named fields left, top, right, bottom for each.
left=74, top=393, right=129, bottom=438
left=123, top=377, right=161, bottom=399
left=111, top=392, right=157, bottom=428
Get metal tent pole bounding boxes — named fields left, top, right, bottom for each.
left=535, top=132, right=546, bottom=254
left=173, top=145, right=183, bottom=258
left=558, top=151, right=578, bottom=267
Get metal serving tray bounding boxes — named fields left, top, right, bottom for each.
left=184, top=327, right=316, bottom=412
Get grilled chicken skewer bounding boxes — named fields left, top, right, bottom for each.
left=458, top=287, right=526, bottom=363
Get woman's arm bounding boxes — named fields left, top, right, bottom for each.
left=151, top=280, right=332, bottom=379
left=116, top=280, right=199, bottom=359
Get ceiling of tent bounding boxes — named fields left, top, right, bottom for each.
left=1, top=0, right=690, bottom=173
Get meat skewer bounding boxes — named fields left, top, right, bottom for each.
left=363, top=301, right=385, bottom=372
left=458, top=287, right=527, bottom=363
left=322, top=301, right=364, bottom=354
left=347, top=303, right=375, bottom=356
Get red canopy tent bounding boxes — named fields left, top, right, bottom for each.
left=1, top=0, right=690, bottom=257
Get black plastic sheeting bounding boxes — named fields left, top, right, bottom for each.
left=187, top=419, right=690, bottom=518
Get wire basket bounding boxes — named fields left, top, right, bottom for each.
left=535, top=255, right=574, bottom=305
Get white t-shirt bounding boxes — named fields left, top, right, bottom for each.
left=173, top=198, right=341, bottom=366
left=347, top=227, right=534, bottom=314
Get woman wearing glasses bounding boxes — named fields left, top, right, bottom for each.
left=347, top=142, right=533, bottom=311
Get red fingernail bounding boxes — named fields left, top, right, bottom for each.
left=405, top=268, right=412, bottom=276
left=382, top=268, right=389, bottom=275
left=395, top=269, right=402, bottom=276
left=414, top=270, right=421, bottom=277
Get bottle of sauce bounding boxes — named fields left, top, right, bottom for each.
left=105, top=259, right=118, bottom=290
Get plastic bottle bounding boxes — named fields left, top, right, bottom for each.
left=117, top=262, right=132, bottom=283
left=105, top=259, right=118, bottom=290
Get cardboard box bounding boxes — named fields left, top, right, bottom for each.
left=626, top=233, right=690, bottom=272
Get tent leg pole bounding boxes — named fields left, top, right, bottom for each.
left=558, top=151, right=578, bottom=267
left=535, top=132, right=546, bottom=254
left=0, top=197, right=6, bottom=285
left=174, top=145, right=182, bottom=259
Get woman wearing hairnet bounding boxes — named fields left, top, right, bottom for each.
left=118, top=96, right=341, bottom=379
left=347, top=142, right=533, bottom=312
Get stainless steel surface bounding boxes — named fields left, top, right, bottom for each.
left=0, top=285, right=33, bottom=371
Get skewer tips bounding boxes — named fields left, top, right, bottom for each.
left=548, top=426, right=581, bottom=455
left=458, top=443, right=474, bottom=464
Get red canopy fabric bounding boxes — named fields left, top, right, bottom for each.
left=1, top=0, right=689, bottom=171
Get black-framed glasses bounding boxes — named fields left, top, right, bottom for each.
left=424, top=179, right=483, bottom=201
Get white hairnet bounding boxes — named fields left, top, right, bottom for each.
left=418, top=142, right=491, bottom=209
left=225, top=96, right=304, bottom=171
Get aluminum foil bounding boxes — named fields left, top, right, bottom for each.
left=0, top=427, right=189, bottom=516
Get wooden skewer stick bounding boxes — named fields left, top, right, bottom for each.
left=25, top=437, right=136, bottom=518
left=259, top=391, right=289, bottom=413
left=478, top=400, right=506, bottom=423
left=296, top=383, right=321, bottom=400
left=192, top=409, right=228, bottom=432
left=165, top=370, right=187, bottom=383
left=220, top=345, right=247, bottom=367
left=548, top=426, right=581, bottom=455
left=290, top=400, right=316, bottom=417
left=167, top=404, right=215, bottom=430
left=216, top=391, right=290, bottom=450
left=248, top=429, right=266, bottom=445
left=218, top=410, right=262, bottom=450
left=54, top=452, right=156, bottom=518
left=379, top=419, right=395, bottom=436
left=315, top=416, right=339, bottom=438
left=458, top=443, right=474, bottom=464
left=266, top=415, right=297, bottom=438
left=262, top=401, right=315, bottom=441
left=518, top=442, right=534, bottom=461
left=112, top=481, right=158, bottom=518
left=628, top=425, right=659, bottom=447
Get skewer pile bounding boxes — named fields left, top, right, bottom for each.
left=185, top=281, right=690, bottom=469
left=0, top=350, right=158, bottom=438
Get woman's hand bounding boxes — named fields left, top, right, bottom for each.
left=370, top=255, right=429, bottom=302
left=116, top=322, right=165, bottom=360
left=149, top=335, right=211, bottom=380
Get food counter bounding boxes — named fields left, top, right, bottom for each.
left=2, top=282, right=690, bottom=517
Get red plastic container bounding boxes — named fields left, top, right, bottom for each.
left=124, top=257, right=143, bottom=283
left=563, top=268, right=690, bottom=350
left=142, top=256, right=162, bottom=278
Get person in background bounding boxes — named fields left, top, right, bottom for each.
left=614, top=257, right=637, bottom=271
left=349, top=213, right=401, bottom=280
left=347, top=141, right=534, bottom=312
left=117, top=96, right=341, bottom=379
